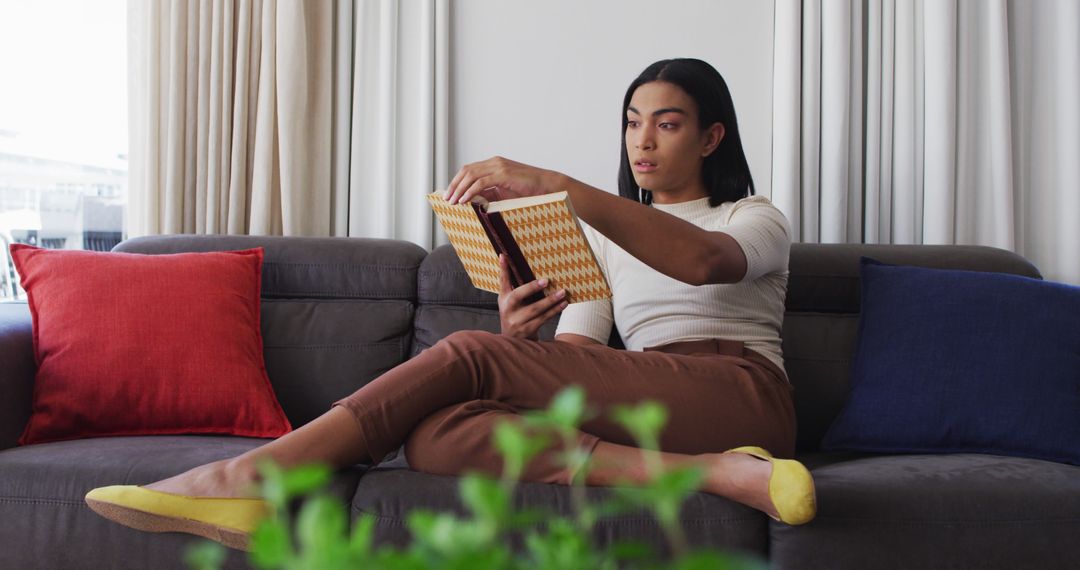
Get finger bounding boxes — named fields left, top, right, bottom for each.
left=453, top=159, right=498, bottom=203
left=541, top=298, right=570, bottom=321
left=446, top=166, right=468, bottom=199
left=509, top=277, right=549, bottom=306
left=523, top=296, right=569, bottom=331
left=519, top=288, right=566, bottom=321
left=458, top=175, right=500, bottom=205
left=497, top=254, right=513, bottom=296
left=448, top=164, right=485, bottom=202
left=447, top=160, right=490, bottom=200
left=447, top=170, right=478, bottom=204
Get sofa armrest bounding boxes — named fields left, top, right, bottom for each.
left=0, top=302, right=34, bottom=450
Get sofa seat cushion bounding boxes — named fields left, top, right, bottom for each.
left=0, top=436, right=364, bottom=569
left=0, top=436, right=264, bottom=569
left=770, top=452, right=1080, bottom=569
left=349, top=456, right=769, bottom=559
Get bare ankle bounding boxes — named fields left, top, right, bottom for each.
left=213, top=456, right=256, bottom=494
left=699, top=453, right=770, bottom=502
left=696, top=453, right=735, bottom=491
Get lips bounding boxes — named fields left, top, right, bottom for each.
left=633, top=160, right=657, bottom=173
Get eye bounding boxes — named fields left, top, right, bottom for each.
left=626, top=120, right=640, bottom=128
left=659, top=122, right=678, bottom=130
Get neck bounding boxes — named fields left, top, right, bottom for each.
left=649, top=185, right=709, bottom=205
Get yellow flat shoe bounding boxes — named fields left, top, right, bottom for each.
left=85, top=485, right=270, bottom=551
left=723, top=445, right=817, bottom=525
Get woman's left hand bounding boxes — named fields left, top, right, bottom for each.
left=444, top=156, right=559, bottom=205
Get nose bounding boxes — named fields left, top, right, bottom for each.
left=632, top=128, right=655, bottom=151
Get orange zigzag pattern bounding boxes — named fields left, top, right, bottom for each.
left=429, top=194, right=611, bottom=301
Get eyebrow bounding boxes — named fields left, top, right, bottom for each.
left=627, top=106, right=687, bottom=117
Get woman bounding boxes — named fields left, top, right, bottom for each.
left=86, top=58, right=816, bottom=549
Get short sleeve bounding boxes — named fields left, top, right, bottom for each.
left=719, top=196, right=792, bottom=282
left=554, top=221, right=614, bottom=342
left=555, top=299, right=614, bottom=343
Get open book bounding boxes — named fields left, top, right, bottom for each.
left=427, top=191, right=611, bottom=303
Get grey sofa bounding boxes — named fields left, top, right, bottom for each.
left=1, top=234, right=1077, bottom=569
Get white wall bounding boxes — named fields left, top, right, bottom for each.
left=451, top=0, right=775, bottom=197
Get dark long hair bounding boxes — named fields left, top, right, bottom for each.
left=618, top=58, right=755, bottom=207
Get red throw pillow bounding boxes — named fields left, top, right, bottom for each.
left=10, top=244, right=292, bottom=445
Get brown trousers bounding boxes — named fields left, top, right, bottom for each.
left=334, top=330, right=796, bottom=485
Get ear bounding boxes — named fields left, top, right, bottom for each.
left=702, top=123, right=725, bottom=157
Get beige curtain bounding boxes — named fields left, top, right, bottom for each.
left=127, top=0, right=450, bottom=246
left=772, top=0, right=1080, bottom=285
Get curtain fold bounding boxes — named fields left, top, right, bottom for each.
left=772, top=0, right=1080, bottom=284
left=128, top=0, right=449, bottom=248
left=275, top=0, right=332, bottom=236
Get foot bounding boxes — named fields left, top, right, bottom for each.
left=698, top=452, right=780, bottom=520
left=144, top=457, right=260, bottom=499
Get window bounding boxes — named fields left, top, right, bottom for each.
left=0, top=0, right=127, bottom=300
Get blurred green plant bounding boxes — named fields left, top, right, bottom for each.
left=186, top=386, right=766, bottom=570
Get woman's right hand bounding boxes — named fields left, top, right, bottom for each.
left=498, top=254, right=568, bottom=340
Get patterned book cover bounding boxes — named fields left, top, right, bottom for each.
left=427, top=192, right=611, bottom=302
left=427, top=193, right=503, bottom=293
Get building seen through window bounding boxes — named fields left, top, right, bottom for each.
left=0, top=0, right=127, bottom=301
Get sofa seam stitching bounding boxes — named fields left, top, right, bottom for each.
left=350, top=506, right=759, bottom=526
left=801, top=517, right=1080, bottom=525
left=264, top=341, right=404, bottom=350
left=265, top=262, right=419, bottom=271
left=0, top=498, right=85, bottom=507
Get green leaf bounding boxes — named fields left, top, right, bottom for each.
left=296, top=494, right=348, bottom=553
left=560, top=448, right=593, bottom=481
left=608, top=486, right=653, bottom=510
left=373, top=548, right=428, bottom=570
left=248, top=518, right=292, bottom=569
left=459, top=474, right=509, bottom=523
left=644, top=466, right=706, bottom=527
left=494, top=421, right=527, bottom=479
left=608, top=540, right=654, bottom=562
left=493, top=419, right=528, bottom=459
left=610, top=401, right=667, bottom=450
left=566, top=498, right=598, bottom=531
left=492, top=421, right=550, bottom=480
left=522, top=519, right=600, bottom=570
left=183, top=540, right=226, bottom=570
left=348, top=513, right=376, bottom=559
left=655, top=466, right=705, bottom=497
left=673, top=549, right=770, bottom=570
left=404, top=511, right=438, bottom=541
left=281, top=463, right=333, bottom=498
left=547, top=386, right=587, bottom=429
left=506, top=506, right=551, bottom=528
left=256, top=460, right=287, bottom=509
left=407, top=511, right=496, bottom=553
left=655, top=497, right=681, bottom=528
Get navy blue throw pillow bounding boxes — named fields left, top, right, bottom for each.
left=822, top=258, right=1080, bottom=465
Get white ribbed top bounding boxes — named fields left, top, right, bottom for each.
left=555, top=195, right=792, bottom=374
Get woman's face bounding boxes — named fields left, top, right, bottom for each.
left=625, top=81, right=723, bottom=204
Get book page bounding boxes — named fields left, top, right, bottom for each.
left=485, top=191, right=568, bottom=213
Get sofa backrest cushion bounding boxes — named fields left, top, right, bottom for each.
left=115, top=235, right=426, bottom=428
